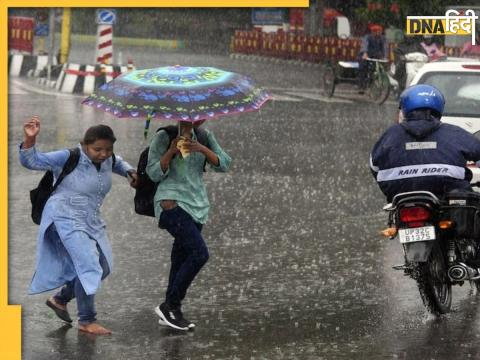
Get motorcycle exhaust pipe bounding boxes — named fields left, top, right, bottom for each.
left=448, top=263, right=480, bottom=281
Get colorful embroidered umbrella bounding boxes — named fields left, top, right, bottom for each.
left=82, top=65, right=271, bottom=138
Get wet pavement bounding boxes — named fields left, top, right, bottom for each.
left=8, top=47, right=480, bottom=359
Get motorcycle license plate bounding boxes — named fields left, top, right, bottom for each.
left=398, top=226, right=435, bottom=244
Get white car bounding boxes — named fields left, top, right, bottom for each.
left=409, top=60, right=480, bottom=183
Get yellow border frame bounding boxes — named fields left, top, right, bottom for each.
left=2, top=1, right=307, bottom=359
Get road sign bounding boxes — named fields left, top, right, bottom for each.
left=96, top=9, right=116, bottom=25
left=34, top=23, right=49, bottom=37
left=252, top=8, right=287, bottom=25
left=36, top=10, right=48, bottom=23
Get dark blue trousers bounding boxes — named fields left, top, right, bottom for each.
left=159, top=206, right=209, bottom=309
left=358, top=58, right=369, bottom=90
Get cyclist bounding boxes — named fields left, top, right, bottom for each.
left=370, top=84, right=480, bottom=202
left=358, top=24, right=388, bottom=93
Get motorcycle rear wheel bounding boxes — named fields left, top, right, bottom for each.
left=416, top=244, right=452, bottom=315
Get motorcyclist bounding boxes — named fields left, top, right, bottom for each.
left=392, top=36, right=426, bottom=92
left=370, top=84, right=480, bottom=202
left=420, top=35, right=445, bottom=61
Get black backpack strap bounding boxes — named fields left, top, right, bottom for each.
left=112, top=153, right=116, bottom=169
left=52, top=147, right=81, bottom=192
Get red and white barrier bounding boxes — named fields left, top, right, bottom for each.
left=55, top=63, right=134, bottom=94
left=95, top=25, right=113, bottom=64
left=231, top=31, right=463, bottom=63
left=8, top=16, right=34, bottom=54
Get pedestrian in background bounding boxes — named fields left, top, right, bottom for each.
left=147, top=120, right=231, bottom=331
left=420, top=35, right=445, bottom=60
left=460, top=32, right=480, bottom=58
left=19, top=116, right=138, bottom=335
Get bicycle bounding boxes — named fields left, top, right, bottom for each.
left=322, top=57, right=391, bottom=105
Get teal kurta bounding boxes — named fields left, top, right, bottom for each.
left=146, top=128, right=231, bottom=224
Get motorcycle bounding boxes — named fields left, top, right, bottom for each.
left=388, top=52, right=429, bottom=99
left=382, top=188, right=480, bottom=315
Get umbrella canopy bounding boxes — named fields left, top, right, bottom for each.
left=82, top=65, right=271, bottom=122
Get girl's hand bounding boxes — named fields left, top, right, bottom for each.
left=160, top=137, right=181, bottom=173
left=127, top=170, right=140, bottom=188
left=23, top=116, right=40, bottom=148
left=167, top=137, right=181, bottom=156
left=183, top=139, right=207, bottom=154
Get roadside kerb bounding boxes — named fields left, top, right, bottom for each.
left=8, top=54, right=57, bottom=77
left=71, top=33, right=184, bottom=49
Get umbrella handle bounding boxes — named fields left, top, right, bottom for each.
left=144, top=113, right=153, bottom=140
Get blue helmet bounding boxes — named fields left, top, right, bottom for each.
left=399, top=84, right=445, bottom=117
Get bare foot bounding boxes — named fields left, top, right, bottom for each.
left=78, top=322, right=112, bottom=335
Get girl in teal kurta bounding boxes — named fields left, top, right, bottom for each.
left=147, top=120, right=231, bottom=331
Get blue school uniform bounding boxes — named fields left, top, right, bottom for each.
left=19, top=144, right=133, bottom=295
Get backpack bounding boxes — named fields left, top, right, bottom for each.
left=29, top=148, right=116, bottom=225
left=30, top=148, right=81, bottom=225
left=134, top=125, right=209, bottom=217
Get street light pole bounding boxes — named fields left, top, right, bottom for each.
left=317, top=0, right=325, bottom=37
left=60, top=8, right=71, bottom=64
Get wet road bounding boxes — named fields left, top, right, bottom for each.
left=8, top=47, right=480, bottom=359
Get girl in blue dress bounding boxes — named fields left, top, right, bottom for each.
left=19, top=116, right=138, bottom=335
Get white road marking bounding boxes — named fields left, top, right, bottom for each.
left=9, top=79, right=395, bottom=106
left=267, top=86, right=395, bottom=104
left=267, top=86, right=322, bottom=93
left=8, top=78, right=83, bottom=98
left=8, top=84, right=27, bottom=95
left=271, top=93, right=303, bottom=102
left=285, top=91, right=353, bottom=103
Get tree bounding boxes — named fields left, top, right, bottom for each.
left=355, top=0, right=474, bottom=30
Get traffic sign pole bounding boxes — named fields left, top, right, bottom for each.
left=95, top=25, right=113, bottom=64
left=95, top=9, right=116, bottom=64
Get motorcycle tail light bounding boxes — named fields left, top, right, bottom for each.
left=399, top=206, right=431, bottom=223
